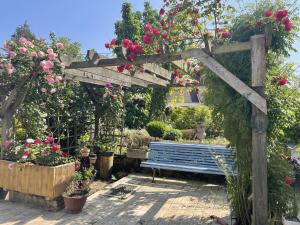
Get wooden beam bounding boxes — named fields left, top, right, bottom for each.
left=68, top=53, right=182, bottom=69
left=180, top=48, right=267, bottom=115
left=211, top=42, right=251, bottom=54
left=143, top=63, right=171, bottom=80
left=65, top=71, right=108, bottom=87
left=65, top=69, right=134, bottom=87
left=86, top=52, right=168, bottom=86
left=251, top=34, right=268, bottom=225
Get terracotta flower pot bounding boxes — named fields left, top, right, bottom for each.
left=63, top=194, right=88, bottom=214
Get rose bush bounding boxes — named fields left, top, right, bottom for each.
left=3, top=136, right=73, bottom=166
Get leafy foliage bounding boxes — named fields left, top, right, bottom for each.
left=146, top=121, right=170, bottom=138
left=163, top=129, right=182, bottom=141
left=168, top=106, right=212, bottom=130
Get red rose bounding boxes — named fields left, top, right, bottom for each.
left=153, top=28, right=160, bottom=36
left=275, top=9, right=288, bottom=21
left=221, top=31, right=231, bottom=39
left=162, top=32, right=168, bottom=40
left=278, top=76, right=288, bottom=85
left=110, top=39, right=117, bottom=46
left=60, top=152, right=69, bottom=157
left=282, top=18, right=292, bottom=32
left=104, top=43, right=110, bottom=48
left=117, top=65, right=125, bottom=73
left=47, top=136, right=54, bottom=144
left=122, top=39, right=132, bottom=48
left=264, top=10, right=273, bottom=17
left=159, top=8, right=165, bottom=15
left=128, top=52, right=136, bottom=61
left=134, top=44, right=142, bottom=54
left=143, top=35, right=152, bottom=44
left=284, top=176, right=293, bottom=185
left=125, top=64, right=133, bottom=71
left=51, top=143, right=59, bottom=151
left=156, top=46, right=161, bottom=53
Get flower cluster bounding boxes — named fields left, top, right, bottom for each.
left=216, top=28, right=231, bottom=39
left=284, top=176, right=294, bottom=186
left=0, top=37, right=65, bottom=93
left=103, top=82, right=123, bottom=99
left=264, top=9, right=292, bottom=32
left=4, top=136, right=72, bottom=166
left=272, top=76, right=288, bottom=86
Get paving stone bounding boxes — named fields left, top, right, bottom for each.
left=0, top=174, right=230, bottom=225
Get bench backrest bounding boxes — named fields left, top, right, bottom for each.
left=148, top=142, right=235, bottom=171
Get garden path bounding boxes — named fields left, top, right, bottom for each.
left=0, top=174, right=230, bottom=225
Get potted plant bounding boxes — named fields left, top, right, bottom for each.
left=94, top=141, right=115, bottom=180
left=63, top=167, right=94, bottom=214
left=126, top=131, right=152, bottom=160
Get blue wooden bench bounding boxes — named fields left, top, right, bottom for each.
left=141, top=142, right=235, bottom=182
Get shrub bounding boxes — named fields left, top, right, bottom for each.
left=124, top=129, right=153, bottom=150
left=168, top=106, right=212, bottom=130
left=163, top=129, right=182, bottom=141
left=146, top=121, right=169, bottom=138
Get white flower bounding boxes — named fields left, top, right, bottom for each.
left=26, top=138, right=34, bottom=144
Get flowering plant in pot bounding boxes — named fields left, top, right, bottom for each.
left=63, top=167, right=94, bottom=214
left=3, top=136, right=72, bottom=166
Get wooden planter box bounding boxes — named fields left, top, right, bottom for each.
left=0, top=160, right=75, bottom=200
left=127, top=149, right=148, bottom=160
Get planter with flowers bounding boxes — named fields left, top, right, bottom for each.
left=0, top=136, right=75, bottom=199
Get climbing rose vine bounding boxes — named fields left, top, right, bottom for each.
left=0, top=37, right=65, bottom=93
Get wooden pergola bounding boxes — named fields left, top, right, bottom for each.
left=65, top=34, right=269, bottom=225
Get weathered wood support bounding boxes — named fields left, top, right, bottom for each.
left=250, top=34, right=268, bottom=225
left=181, top=48, right=267, bottom=114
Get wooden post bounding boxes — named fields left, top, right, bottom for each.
left=250, top=34, right=268, bottom=225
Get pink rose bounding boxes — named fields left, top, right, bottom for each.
left=19, top=47, right=27, bottom=54
left=128, top=52, right=136, bottom=61
left=60, top=63, right=65, bottom=69
left=19, top=37, right=28, bottom=44
left=26, top=41, right=34, bottom=48
left=56, top=43, right=64, bottom=50
left=34, top=139, right=42, bottom=145
left=4, top=140, right=12, bottom=149
left=22, top=151, right=29, bottom=159
left=9, top=51, right=17, bottom=59
left=48, top=52, right=57, bottom=60
left=55, top=76, right=63, bottom=82
left=50, top=88, right=57, bottom=94
left=45, top=74, right=55, bottom=84
left=38, top=51, right=45, bottom=59
left=46, top=60, right=54, bottom=69
left=105, top=82, right=112, bottom=89
left=41, top=88, right=47, bottom=93
left=47, top=48, right=54, bottom=54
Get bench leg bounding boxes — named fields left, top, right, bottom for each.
left=152, top=168, right=156, bottom=183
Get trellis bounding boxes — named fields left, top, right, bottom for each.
left=64, top=34, right=269, bottom=225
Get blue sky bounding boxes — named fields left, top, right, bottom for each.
left=0, top=0, right=298, bottom=72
